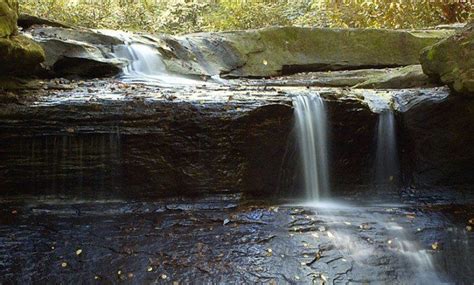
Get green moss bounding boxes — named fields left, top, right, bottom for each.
left=0, top=35, right=45, bottom=75
left=426, top=49, right=436, bottom=61
left=0, top=0, right=18, bottom=37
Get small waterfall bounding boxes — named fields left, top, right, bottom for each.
left=113, top=42, right=200, bottom=86
left=293, top=93, right=330, bottom=201
left=375, top=110, right=399, bottom=186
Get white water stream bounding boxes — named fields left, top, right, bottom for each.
left=293, top=93, right=330, bottom=201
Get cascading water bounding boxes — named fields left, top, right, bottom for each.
left=293, top=93, right=330, bottom=201
left=374, top=110, right=399, bottom=186
left=113, top=42, right=200, bottom=86
left=99, top=30, right=202, bottom=87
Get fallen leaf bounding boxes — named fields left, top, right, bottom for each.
left=406, top=214, right=416, bottom=220
left=431, top=242, right=439, bottom=250
left=263, top=60, right=268, bottom=66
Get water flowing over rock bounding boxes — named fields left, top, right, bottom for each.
left=374, top=110, right=399, bottom=186
left=1, top=17, right=474, bottom=284
left=421, top=22, right=474, bottom=96
left=293, top=93, right=330, bottom=201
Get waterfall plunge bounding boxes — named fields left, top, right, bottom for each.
left=374, top=110, right=399, bottom=186
left=293, top=93, right=330, bottom=201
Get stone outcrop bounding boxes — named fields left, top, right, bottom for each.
left=0, top=0, right=45, bottom=76
left=23, top=25, right=453, bottom=79
left=3, top=81, right=468, bottom=197
left=0, top=35, right=45, bottom=75
left=154, top=27, right=453, bottom=78
left=27, top=27, right=124, bottom=78
left=421, top=23, right=474, bottom=96
left=399, top=91, right=474, bottom=186
left=0, top=0, right=17, bottom=37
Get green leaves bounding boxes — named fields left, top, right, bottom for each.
left=19, top=0, right=472, bottom=34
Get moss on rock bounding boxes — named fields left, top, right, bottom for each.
left=421, top=23, right=474, bottom=96
left=0, top=35, right=45, bottom=75
left=162, top=26, right=453, bottom=78
left=0, top=0, right=18, bottom=38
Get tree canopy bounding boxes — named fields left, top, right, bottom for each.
left=20, top=0, right=473, bottom=34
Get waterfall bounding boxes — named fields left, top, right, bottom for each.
left=113, top=42, right=200, bottom=86
left=374, top=110, right=399, bottom=186
left=293, top=93, right=330, bottom=201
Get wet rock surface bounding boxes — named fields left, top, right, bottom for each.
left=0, top=191, right=472, bottom=284
left=0, top=78, right=471, bottom=197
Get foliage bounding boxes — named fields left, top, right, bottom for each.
left=19, top=0, right=473, bottom=34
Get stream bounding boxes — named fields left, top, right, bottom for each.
left=1, top=28, right=473, bottom=284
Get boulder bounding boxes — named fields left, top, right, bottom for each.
left=0, top=35, right=45, bottom=75
left=27, top=27, right=124, bottom=78
left=421, top=23, right=474, bottom=96
left=0, top=0, right=45, bottom=77
left=37, top=38, right=122, bottom=78
left=0, top=0, right=18, bottom=37
left=156, top=27, right=453, bottom=78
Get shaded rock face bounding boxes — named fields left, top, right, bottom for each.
left=400, top=95, right=474, bottom=186
left=1, top=84, right=472, bottom=198
left=0, top=0, right=17, bottom=38
left=421, top=23, right=474, bottom=96
left=0, top=91, right=293, bottom=198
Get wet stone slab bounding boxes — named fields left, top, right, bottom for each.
left=0, top=193, right=472, bottom=284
